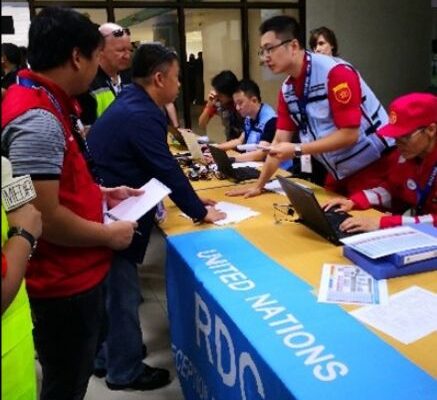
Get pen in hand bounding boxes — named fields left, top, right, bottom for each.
left=105, top=212, right=143, bottom=237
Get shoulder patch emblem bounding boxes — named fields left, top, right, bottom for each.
left=332, top=82, right=351, bottom=104
left=406, top=178, right=417, bottom=191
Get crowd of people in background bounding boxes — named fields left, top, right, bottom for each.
left=1, top=6, right=436, bottom=400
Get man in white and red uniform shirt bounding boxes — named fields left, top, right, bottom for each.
left=227, top=15, right=396, bottom=199
left=325, top=92, right=437, bottom=232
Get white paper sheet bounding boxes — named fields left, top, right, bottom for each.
left=341, top=226, right=437, bottom=259
left=104, top=178, right=171, bottom=223
left=264, top=179, right=309, bottom=196
left=213, top=201, right=260, bottom=225
left=318, top=263, right=388, bottom=306
left=351, top=286, right=437, bottom=344
left=264, top=179, right=286, bottom=195
left=180, top=201, right=259, bottom=225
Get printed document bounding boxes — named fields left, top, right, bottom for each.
left=351, top=286, right=437, bottom=344
left=104, top=178, right=171, bottom=223
left=341, top=226, right=437, bottom=259
left=318, top=264, right=388, bottom=305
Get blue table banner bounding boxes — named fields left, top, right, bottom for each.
left=166, top=228, right=437, bottom=400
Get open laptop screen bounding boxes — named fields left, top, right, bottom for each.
left=277, top=176, right=341, bottom=245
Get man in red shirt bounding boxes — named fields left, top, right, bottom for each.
left=227, top=16, right=395, bottom=198
left=1, top=7, right=139, bottom=400
left=325, top=93, right=437, bottom=232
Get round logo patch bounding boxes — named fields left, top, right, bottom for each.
left=406, top=179, right=417, bottom=191
left=389, top=110, right=397, bottom=124
left=332, top=82, right=352, bottom=104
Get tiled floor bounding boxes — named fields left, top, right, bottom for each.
left=37, top=228, right=185, bottom=400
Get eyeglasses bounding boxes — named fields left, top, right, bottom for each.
left=273, top=203, right=296, bottom=224
left=395, top=128, right=425, bottom=145
left=258, top=39, right=292, bottom=58
left=104, top=28, right=130, bottom=38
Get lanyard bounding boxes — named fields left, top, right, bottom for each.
left=18, top=76, right=63, bottom=115
left=17, top=76, right=104, bottom=185
left=416, top=162, right=437, bottom=215
left=295, top=51, right=312, bottom=135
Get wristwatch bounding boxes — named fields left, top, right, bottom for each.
left=294, top=144, right=303, bottom=158
left=8, top=226, right=37, bottom=257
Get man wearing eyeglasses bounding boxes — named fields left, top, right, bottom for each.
left=78, top=23, right=132, bottom=125
left=227, top=15, right=396, bottom=199
left=324, top=93, right=437, bottom=232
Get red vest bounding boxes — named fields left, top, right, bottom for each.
left=2, top=70, right=111, bottom=298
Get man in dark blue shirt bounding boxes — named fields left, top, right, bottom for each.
left=87, top=43, right=225, bottom=391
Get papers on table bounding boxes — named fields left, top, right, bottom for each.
left=318, top=263, right=388, bottom=306
left=264, top=179, right=309, bottom=196
left=264, top=179, right=286, bottom=196
left=104, top=178, right=171, bottom=224
left=212, top=201, right=260, bottom=225
left=351, top=286, right=437, bottom=344
left=341, top=226, right=437, bottom=259
left=180, top=201, right=259, bottom=226
left=232, top=161, right=263, bottom=169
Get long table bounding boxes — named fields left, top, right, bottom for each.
left=160, top=180, right=437, bottom=399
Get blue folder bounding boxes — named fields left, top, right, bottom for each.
left=343, top=224, right=437, bottom=279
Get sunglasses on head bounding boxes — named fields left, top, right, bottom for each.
left=104, top=28, right=130, bottom=38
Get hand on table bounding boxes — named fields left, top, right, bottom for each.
left=226, top=186, right=263, bottom=198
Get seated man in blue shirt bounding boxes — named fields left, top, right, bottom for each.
left=215, top=79, right=277, bottom=162
left=87, top=43, right=225, bottom=392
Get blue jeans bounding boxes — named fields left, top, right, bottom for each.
left=95, top=253, right=145, bottom=384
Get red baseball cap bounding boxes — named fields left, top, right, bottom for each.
left=377, top=93, right=437, bottom=138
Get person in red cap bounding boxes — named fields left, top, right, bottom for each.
left=324, top=92, right=437, bottom=232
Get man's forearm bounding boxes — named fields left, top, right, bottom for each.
left=39, top=204, right=109, bottom=247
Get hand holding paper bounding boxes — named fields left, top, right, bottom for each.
left=104, top=178, right=171, bottom=224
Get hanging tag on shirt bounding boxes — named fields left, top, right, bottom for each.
left=300, top=154, right=313, bottom=173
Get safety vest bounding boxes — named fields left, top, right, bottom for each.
left=2, top=69, right=111, bottom=298
left=243, top=103, right=277, bottom=145
left=282, top=52, right=393, bottom=180
left=89, top=68, right=128, bottom=118
left=1, top=206, right=37, bottom=400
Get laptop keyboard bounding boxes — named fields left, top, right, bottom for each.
left=232, top=167, right=260, bottom=181
left=324, top=210, right=352, bottom=238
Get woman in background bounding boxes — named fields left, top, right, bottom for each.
left=309, top=26, right=339, bottom=57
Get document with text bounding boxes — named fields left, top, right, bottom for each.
left=104, top=178, right=171, bottom=224
left=318, top=263, right=388, bottom=306
left=341, top=226, right=437, bottom=259
left=351, top=286, right=437, bottom=344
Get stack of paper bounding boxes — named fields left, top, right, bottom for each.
left=341, top=226, right=437, bottom=259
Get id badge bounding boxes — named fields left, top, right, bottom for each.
left=301, top=154, right=313, bottom=173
